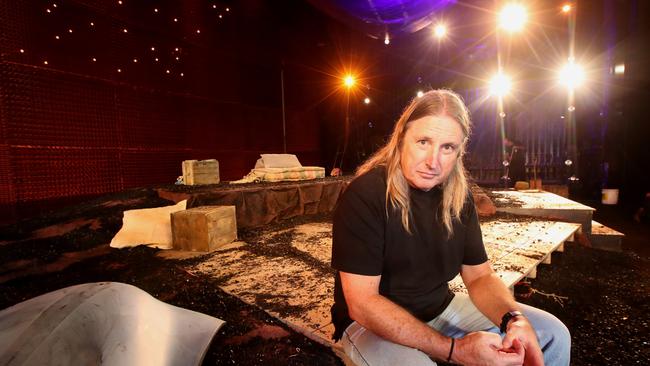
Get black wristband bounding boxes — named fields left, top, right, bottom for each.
left=446, top=337, right=455, bottom=363
left=500, top=310, right=524, bottom=333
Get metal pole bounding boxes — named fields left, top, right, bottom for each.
left=281, top=63, right=287, bottom=153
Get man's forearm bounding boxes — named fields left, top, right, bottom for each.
left=466, top=272, right=520, bottom=326
left=349, top=293, right=452, bottom=361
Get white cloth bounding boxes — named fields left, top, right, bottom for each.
left=0, top=282, right=224, bottom=366
left=110, top=200, right=187, bottom=249
left=255, top=154, right=302, bottom=168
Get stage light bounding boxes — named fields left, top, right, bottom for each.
left=489, top=73, right=512, bottom=96
left=614, top=63, right=625, bottom=75
left=499, top=4, right=527, bottom=32
left=384, top=34, right=390, bottom=45
left=433, top=23, right=447, bottom=39
left=558, top=61, right=584, bottom=89
left=343, top=75, right=355, bottom=88
left=416, top=90, right=424, bottom=98
left=364, top=97, right=370, bottom=104
left=562, top=4, right=571, bottom=13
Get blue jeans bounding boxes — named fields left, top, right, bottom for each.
left=338, top=293, right=571, bottom=365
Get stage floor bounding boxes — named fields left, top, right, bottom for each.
left=2, top=182, right=647, bottom=365
left=188, top=215, right=580, bottom=345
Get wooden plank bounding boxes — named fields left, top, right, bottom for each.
left=590, top=220, right=624, bottom=251
left=491, top=190, right=594, bottom=210
left=450, top=220, right=581, bottom=293
left=491, top=190, right=595, bottom=234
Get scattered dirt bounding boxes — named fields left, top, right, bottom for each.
left=487, top=190, right=526, bottom=208
left=517, top=244, right=650, bottom=365
left=0, top=191, right=341, bottom=366
left=30, top=218, right=101, bottom=239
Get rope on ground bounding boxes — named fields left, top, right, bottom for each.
left=530, top=288, right=569, bottom=307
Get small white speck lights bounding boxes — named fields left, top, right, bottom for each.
left=26, top=2, right=234, bottom=79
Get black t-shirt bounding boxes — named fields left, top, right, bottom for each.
left=330, top=166, right=487, bottom=340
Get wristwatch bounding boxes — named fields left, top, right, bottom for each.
left=500, top=310, right=524, bottom=333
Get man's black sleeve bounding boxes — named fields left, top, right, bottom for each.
left=462, top=193, right=489, bottom=265
left=331, top=174, right=385, bottom=276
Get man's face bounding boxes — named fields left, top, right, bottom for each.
left=400, top=115, right=464, bottom=191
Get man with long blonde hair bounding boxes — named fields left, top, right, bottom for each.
left=331, top=89, right=570, bottom=365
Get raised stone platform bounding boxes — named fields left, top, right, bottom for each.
left=155, top=177, right=350, bottom=229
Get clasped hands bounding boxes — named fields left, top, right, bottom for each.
left=449, top=318, right=543, bottom=366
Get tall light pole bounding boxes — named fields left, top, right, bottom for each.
left=333, top=74, right=356, bottom=173
left=495, top=3, right=526, bottom=186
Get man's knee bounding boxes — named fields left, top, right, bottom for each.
left=535, top=312, right=571, bottom=365
left=339, top=323, right=436, bottom=366
left=548, top=317, right=571, bottom=348
left=521, top=306, right=571, bottom=354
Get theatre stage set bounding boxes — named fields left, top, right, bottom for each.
left=0, top=174, right=627, bottom=364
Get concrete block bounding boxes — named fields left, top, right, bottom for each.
left=171, top=206, right=236, bottom=252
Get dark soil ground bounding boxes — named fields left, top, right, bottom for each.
left=1, top=187, right=649, bottom=365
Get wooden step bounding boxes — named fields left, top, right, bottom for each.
left=590, top=220, right=624, bottom=252
left=491, top=190, right=595, bottom=234
left=448, top=219, right=581, bottom=294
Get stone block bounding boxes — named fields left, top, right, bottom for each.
left=171, top=206, right=236, bottom=252
left=182, top=159, right=219, bottom=185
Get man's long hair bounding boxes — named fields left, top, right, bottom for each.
left=356, top=89, right=472, bottom=236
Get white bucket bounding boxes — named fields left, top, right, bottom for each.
left=601, top=189, right=619, bottom=205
